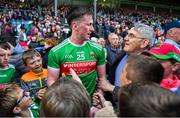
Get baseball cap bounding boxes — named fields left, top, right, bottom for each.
left=143, top=43, right=180, bottom=63
left=164, top=20, right=180, bottom=33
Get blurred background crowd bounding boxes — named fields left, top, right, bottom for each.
left=0, top=0, right=180, bottom=117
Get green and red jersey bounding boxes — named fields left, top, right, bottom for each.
left=0, top=64, right=16, bottom=90
left=48, top=38, right=105, bottom=96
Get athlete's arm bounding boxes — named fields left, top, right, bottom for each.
left=47, top=67, right=60, bottom=86
left=97, top=64, right=106, bottom=95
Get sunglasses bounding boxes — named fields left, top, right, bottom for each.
left=16, top=91, right=30, bottom=106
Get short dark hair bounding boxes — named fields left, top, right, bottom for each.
left=0, top=33, right=17, bottom=47
left=0, top=41, right=11, bottom=50
left=40, top=78, right=91, bottom=117
left=119, top=82, right=180, bottom=117
left=67, top=6, right=92, bottom=26
left=126, top=54, right=164, bottom=84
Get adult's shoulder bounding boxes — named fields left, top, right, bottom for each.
left=87, top=41, right=103, bottom=51
left=112, top=51, right=127, bottom=66
left=51, top=38, right=70, bottom=52
left=105, top=44, right=112, bottom=50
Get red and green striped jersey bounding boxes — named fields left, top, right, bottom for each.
left=48, top=38, right=105, bottom=96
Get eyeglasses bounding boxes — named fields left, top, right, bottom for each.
left=16, top=91, right=30, bottom=106
left=126, top=33, right=145, bottom=40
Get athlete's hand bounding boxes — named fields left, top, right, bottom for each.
left=98, top=79, right=115, bottom=93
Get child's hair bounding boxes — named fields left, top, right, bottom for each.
left=0, top=83, right=19, bottom=117
left=119, top=81, right=180, bottom=117
left=45, top=37, right=59, bottom=47
left=126, top=54, right=164, bottom=84
left=22, top=49, right=41, bottom=65
left=0, top=41, right=11, bottom=50
left=40, top=78, right=91, bottom=117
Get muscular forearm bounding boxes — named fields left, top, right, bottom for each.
left=47, top=68, right=60, bottom=86
left=97, top=65, right=106, bottom=95
left=97, top=65, right=106, bottom=80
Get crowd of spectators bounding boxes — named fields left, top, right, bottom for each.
left=0, top=1, right=180, bottom=117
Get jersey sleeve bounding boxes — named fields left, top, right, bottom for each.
left=11, top=69, right=16, bottom=82
left=97, top=47, right=106, bottom=66
left=47, top=49, right=60, bottom=69
left=9, top=64, right=16, bottom=82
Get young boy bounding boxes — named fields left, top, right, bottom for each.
left=119, top=82, right=180, bottom=117
left=0, top=83, right=39, bottom=117
left=20, top=49, right=47, bottom=104
left=0, top=42, right=16, bottom=90
left=40, top=78, right=91, bottom=117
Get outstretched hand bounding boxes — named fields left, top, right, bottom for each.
left=69, top=68, right=82, bottom=84
left=93, top=92, right=106, bottom=109
left=98, top=79, right=115, bottom=93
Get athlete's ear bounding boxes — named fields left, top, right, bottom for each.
left=71, top=21, right=78, bottom=30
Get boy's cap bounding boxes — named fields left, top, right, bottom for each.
left=143, top=43, right=180, bottom=63
left=164, top=20, right=180, bottom=33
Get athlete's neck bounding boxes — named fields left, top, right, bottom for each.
left=70, top=34, right=85, bottom=45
